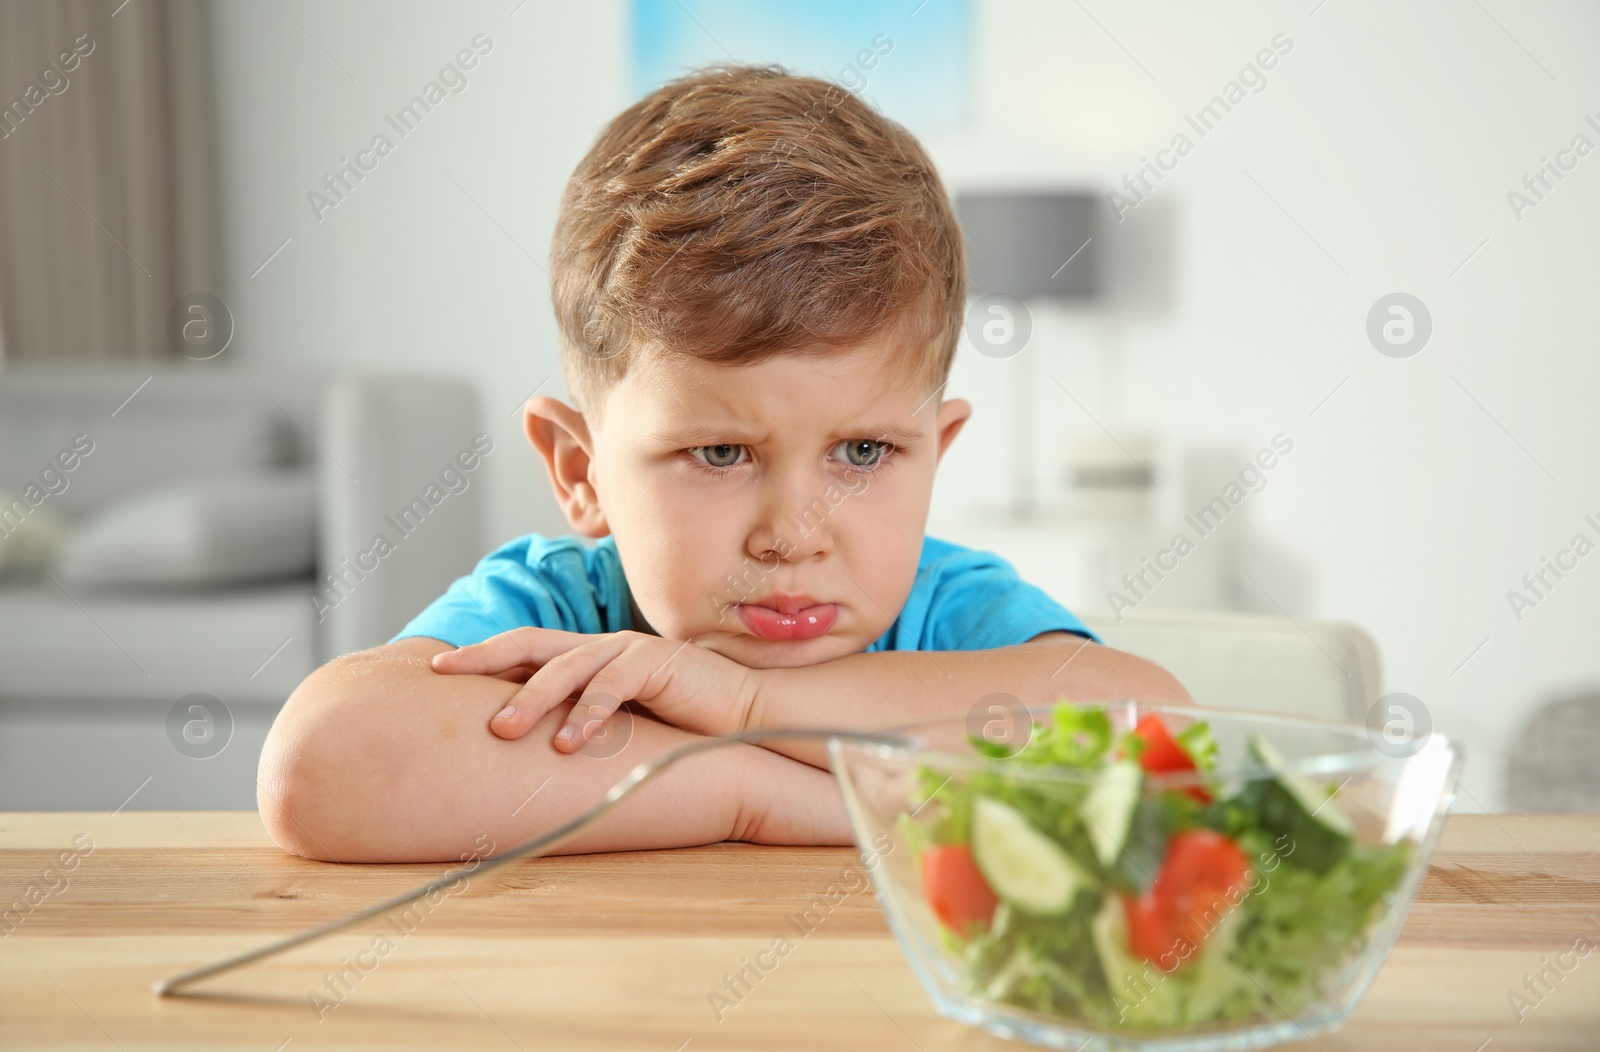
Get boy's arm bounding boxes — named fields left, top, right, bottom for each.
left=257, top=637, right=851, bottom=863
left=437, top=629, right=1189, bottom=771
left=741, top=632, right=1190, bottom=768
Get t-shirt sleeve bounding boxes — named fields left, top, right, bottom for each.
left=913, top=541, right=1102, bottom=651
left=388, top=535, right=623, bottom=647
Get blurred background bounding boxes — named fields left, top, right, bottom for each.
left=1, top=0, right=1596, bottom=816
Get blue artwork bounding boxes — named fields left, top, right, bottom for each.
left=630, top=0, right=969, bottom=129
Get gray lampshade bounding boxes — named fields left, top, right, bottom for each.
left=956, top=191, right=1100, bottom=300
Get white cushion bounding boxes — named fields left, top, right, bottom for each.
left=55, top=468, right=316, bottom=589
left=0, top=489, right=73, bottom=581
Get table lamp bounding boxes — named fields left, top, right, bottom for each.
left=955, top=191, right=1101, bottom=517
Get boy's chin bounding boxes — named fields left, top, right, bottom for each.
left=717, top=634, right=861, bottom=670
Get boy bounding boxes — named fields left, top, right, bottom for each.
left=258, top=66, right=1187, bottom=864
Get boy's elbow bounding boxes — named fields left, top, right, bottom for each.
left=257, top=735, right=334, bottom=861
left=1140, top=657, right=1193, bottom=704
left=257, top=705, right=351, bottom=862
left=1109, top=646, right=1192, bottom=705
left=1051, top=637, right=1192, bottom=706
left=256, top=661, right=381, bottom=862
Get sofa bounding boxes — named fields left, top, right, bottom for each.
left=0, top=366, right=486, bottom=810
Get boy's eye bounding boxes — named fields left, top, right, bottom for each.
left=833, top=439, right=890, bottom=468
left=691, top=444, right=746, bottom=468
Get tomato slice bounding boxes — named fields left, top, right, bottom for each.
left=1159, top=830, right=1250, bottom=941
left=921, top=844, right=999, bottom=935
left=1130, top=714, right=1212, bottom=804
left=1161, top=830, right=1251, bottom=899
left=1124, top=888, right=1184, bottom=964
left=1123, top=830, right=1252, bottom=969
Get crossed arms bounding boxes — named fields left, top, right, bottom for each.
left=258, top=629, right=1188, bottom=862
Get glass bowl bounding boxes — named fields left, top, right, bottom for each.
left=828, top=701, right=1460, bottom=1052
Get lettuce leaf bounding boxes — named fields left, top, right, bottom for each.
left=1175, top=721, right=1220, bottom=771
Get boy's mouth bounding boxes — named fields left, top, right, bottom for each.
left=736, top=598, right=838, bottom=642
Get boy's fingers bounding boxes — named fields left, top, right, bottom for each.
left=553, top=642, right=658, bottom=750
left=487, top=690, right=554, bottom=741
left=433, top=627, right=593, bottom=675
left=556, top=693, right=626, bottom=753
left=488, top=636, right=628, bottom=741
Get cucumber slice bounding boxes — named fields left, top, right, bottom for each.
left=1083, top=760, right=1143, bottom=867
left=970, top=796, right=1087, bottom=915
left=1247, top=734, right=1355, bottom=835
left=1246, top=733, right=1355, bottom=872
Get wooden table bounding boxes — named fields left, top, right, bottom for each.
left=1, top=812, right=1596, bottom=1050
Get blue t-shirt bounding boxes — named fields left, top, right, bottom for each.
left=390, top=533, right=1100, bottom=651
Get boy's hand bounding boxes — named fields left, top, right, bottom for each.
left=430, top=629, right=757, bottom=751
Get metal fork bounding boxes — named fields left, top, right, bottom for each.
left=154, top=727, right=911, bottom=997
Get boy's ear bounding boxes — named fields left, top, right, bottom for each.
left=933, top=397, right=972, bottom=462
left=523, top=396, right=609, bottom=537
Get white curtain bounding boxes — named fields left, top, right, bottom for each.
left=0, top=0, right=222, bottom=363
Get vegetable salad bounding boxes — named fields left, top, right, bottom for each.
left=906, top=705, right=1411, bottom=1030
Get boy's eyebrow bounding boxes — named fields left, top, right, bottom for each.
left=835, top=422, right=925, bottom=444
left=649, top=422, right=926, bottom=445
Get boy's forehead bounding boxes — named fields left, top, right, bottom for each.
left=609, top=339, right=932, bottom=438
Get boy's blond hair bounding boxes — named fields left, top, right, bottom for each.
left=549, top=65, right=965, bottom=422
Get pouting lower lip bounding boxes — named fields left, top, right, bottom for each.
left=736, top=602, right=838, bottom=642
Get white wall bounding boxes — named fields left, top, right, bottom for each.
left=211, top=1, right=1600, bottom=810
left=212, top=0, right=625, bottom=547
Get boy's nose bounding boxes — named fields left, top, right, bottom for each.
left=745, top=467, right=836, bottom=563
